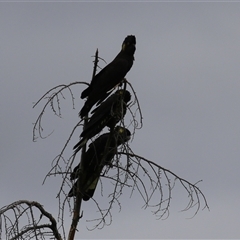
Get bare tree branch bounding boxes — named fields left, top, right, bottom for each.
left=0, top=200, right=62, bottom=240
left=1, top=45, right=209, bottom=240
left=32, top=82, right=88, bottom=141
left=67, top=49, right=99, bottom=240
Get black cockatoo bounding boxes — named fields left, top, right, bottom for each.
left=74, top=90, right=131, bottom=152
left=79, top=35, right=136, bottom=118
left=68, top=126, right=131, bottom=200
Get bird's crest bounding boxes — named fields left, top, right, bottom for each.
left=122, top=35, right=136, bottom=51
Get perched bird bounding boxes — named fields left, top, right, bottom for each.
left=79, top=35, right=136, bottom=118
left=68, top=126, right=131, bottom=200
left=74, top=90, right=131, bottom=152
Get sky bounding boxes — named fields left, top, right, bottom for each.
left=1, top=2, right=240, bottom=239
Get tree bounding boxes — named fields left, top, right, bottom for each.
left=0, top=42, right=209, bottom=240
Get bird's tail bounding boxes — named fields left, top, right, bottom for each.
left=68, top=183, right=76, bottom=197
left=67, top=176, right=99, bottom=201
left=73, top=138, right=88, bottom=153
left=82, top=176, right=100, bottom=201
left=81, top=86, right=91, bottom=99
left=79, top=103, right=91, bottom=118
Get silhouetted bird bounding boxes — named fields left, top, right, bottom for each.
left=68, top=126, right=131, bottom=200
left=79, top=35, right=136, bottom=118
left=74, top=90, right=131, bottom=152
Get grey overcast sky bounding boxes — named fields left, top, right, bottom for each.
left=1, top=2, right=240, bottom=239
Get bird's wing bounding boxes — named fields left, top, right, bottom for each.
left=81, top=94, right=118, bottom=135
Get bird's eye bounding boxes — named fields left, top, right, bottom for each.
left=119, top=128, right=124, bottom=133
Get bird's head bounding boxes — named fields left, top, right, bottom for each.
left=116, top=89, right=131, bottom=103
left=114, top=126, right=131, bottom=143
left=122, top=35, right=136, bottom=55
